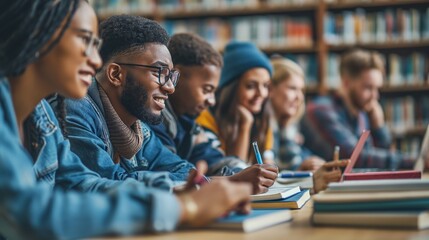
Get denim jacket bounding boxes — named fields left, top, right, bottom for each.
left=0, top=77, right=181, bottom=239
left=63, top=80, right=194, bottom=183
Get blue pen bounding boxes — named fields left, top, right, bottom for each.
left=278, top=172, right=313, bottom=178
left=252, top=141, right=263, bottom=165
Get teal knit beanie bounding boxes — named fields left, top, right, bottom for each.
left=219, top=41, right=272, bottom=89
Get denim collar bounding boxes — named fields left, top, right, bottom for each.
left=27, top=102, right=57, bottom=136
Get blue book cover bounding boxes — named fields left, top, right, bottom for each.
left=204, top=209, right=292, bottom=232
left=314, top=198, right=429, bottom=212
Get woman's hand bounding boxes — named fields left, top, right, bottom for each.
left=237, top=105, right=254, bottom=129
left=228, top=164, right=278, bottom=194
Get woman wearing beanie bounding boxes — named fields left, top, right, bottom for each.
left=196, top=41, right=274, bottom=164
left=268, top=57, right=326, bottom=171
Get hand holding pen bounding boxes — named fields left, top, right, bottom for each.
left=175, top=161, right=209, bottom=193
left=230, top=141, right=278, bottom=194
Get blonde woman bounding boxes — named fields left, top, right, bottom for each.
left=268, top=57, right=325, bottom=172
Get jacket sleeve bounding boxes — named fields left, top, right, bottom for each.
left=149, top=122, right=178, bottom=153
left=64, top=98, right=174, bottom=188
left=138, top=124, right=195, bottom=181
left=0, top=104, right=181, bottom=240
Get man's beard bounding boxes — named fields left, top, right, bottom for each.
left=349, top=88, right=368, bottom=111
left=120, top=74, right=163, bottom=125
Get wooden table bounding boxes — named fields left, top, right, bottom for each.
left=103, top=201, right=429, bottom=240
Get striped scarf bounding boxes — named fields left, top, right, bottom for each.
left=98, top=84, right=143, bottom=161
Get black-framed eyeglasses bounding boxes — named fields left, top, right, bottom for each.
left=115, top=62, right=180, bottom=87
left=71, top=28, right=103, bottom=56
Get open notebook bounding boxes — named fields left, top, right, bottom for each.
left=342, top=129, right=425, bottom=181
left=250, top=186, right=300, bottom=201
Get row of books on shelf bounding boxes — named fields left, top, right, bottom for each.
left=155, top=0, right=260, bottom=12
left=312, top=179, right=429, bottom=230
left=394, top=136, right=423, bottom=159
left=92, top=0, right=155, bottom=15
left=283, top=54, right=318, bottom=88
left=92, top=0, right=319, bottom=15
left=325, top=52, right=429, bottom=88
left=324, top=7, right=429, bottom=45
left=381, top=96, right=429, bottom=136
left=388, top=53, right=428, bottom=86
left=162, top=16, right=313, bottom=50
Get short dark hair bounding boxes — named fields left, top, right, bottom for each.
left=99, top=15, right=170, bottom=64
left=168, top=33, right=223, bottom=67
left=340, top=49, right=385, bottom=79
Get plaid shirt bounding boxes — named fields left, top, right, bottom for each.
left=301, top=94, right=414, bottom=169
left=271, top=123, right=313, bottom=171
left=268, top=101, right=312, bottom=170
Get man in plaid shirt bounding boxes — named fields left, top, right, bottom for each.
left=301, top=49, right=415, bottom=169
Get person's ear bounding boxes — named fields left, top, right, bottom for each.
left=175, top=64, right=186, bottom=79
left=106, top=63, right=124, bottom=87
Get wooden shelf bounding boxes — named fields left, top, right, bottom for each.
left=93, top=0, right=429, bottom=97
left=327, top=0, right=429, bottom=10
left=321, top=85, right=429, bottom=95
left=97, top=3, right=318, bottom=20
left=391, top=126, right=427, bottom=137
left=327, top=40, right=429, bottom=51
left=97, top=11, right=155, bottom=20
left=380, top=85, right=429, bottom=94
left=158, top=3, right=317, bottom=19
left=305, top=86, right=319, bottom=95
left=262, top=45, right=317, bottom=54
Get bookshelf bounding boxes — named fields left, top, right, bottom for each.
left=92, top=0, right=429, bottom=151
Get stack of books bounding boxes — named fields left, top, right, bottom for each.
left=198, top=186, right=311, bottom=232
left=202, top=209, right=292, bottom=232
left=250, top=186, right=311, bottom=210
left=312, top=179, right=429, bottom=230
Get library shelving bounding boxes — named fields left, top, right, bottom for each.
left=92, top=0, right=429, bottom=149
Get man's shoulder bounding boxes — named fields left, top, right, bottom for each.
left=65, top=95, right=102, bottom=119
left=309, top=95, right=335, bottom=106
left=307, top=95, right=342, bottom=112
